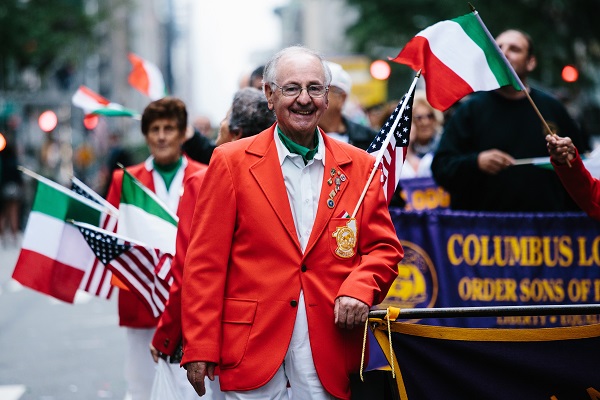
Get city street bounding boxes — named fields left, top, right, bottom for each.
left=0, top=243, right=129, bottom=399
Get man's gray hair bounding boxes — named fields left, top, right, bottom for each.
left=229, top=87, right=276, bottom=138
left=262, top=45, right=332, bottom=91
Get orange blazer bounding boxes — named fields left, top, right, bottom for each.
left=106, top=156, right=206, bottom=328
left=152, top=169, right=207, bottom=355
left=181, top=126, right=403, bottom=399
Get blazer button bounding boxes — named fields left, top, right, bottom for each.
left=301, top=264, right=307, bottom=272
left=290, top=300, right=298, bottom=307
left=164, top=338, right=170, bottom=347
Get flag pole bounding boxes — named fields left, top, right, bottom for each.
left=351, top=71, right=421, bottom=218
left=18, top=166, right=118, bottom=217
left=469, top=3, right=571, bottom=167
left=370, top=303, right=600, bottom=320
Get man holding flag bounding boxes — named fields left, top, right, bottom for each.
left=428, top=29, right=587, bottom=211
left=181, top=46, right=403, bottom=399
left=105, top=97, right=205, bottom=400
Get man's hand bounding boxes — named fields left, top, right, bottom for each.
left=334, top=296, right=369, bottom=330
left=149, top=343, right=164, bottom=363
left=477, top=149, right=515, bottom=175
left=546, top=134, right=575, bottom=165
left=185, top=361, right=216, bottom=397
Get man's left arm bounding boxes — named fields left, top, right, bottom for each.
left=335, top=168, right=403, bottom=328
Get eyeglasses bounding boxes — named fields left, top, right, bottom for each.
left=271, top=82, right=328, bottom=98
left=414, top=113, right=434, bottom=122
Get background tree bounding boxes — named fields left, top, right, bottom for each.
left=345, top=0, right=600, bottom=91
left=0, top=0, right=103, bottom=91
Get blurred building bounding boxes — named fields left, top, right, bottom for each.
left=274, top=0, right=388, bottom=112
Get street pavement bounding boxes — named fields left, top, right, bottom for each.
left=0, top=241, right=129, bottom=399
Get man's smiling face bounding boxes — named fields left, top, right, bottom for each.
left=265, top=52, right=328, bottom=145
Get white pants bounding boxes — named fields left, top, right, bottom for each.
left=124, top=327, right=225, bottom=400
left=225, top=292, right=336, bottom=400
left=124, top=328, right=155, bottom=400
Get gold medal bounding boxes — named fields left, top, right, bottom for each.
left=332, top=218, right=357, bottom=258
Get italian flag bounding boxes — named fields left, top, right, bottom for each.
left=117, top=169, right=178, bottom=255
left=112, top=170, right=178, bottom=290
left=12, top=171, right=109, bottom=303
left=72, top=85, right=140, bottom=118
left=128, top=53, right=167, bottom=100
left=392, top=12, right=522, bottom=111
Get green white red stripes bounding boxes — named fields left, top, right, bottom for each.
left=117, top=170, right=178, bottom=255
left=72, top=85, right=140, bottom=118
left=393, top=12, right=522, bottom=111
left=12, top=177, right=107, bottom=303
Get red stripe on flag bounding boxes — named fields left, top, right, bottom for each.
left=12, top=250, right=85, bottom=303
left=128, top=53, right=151, bottom=96
left=78, top=85, right=111, bottom=106
left=80, top=214, right=116, bottom=299
left=109, top=254, right=160, bottom=316
left=126, top=247, right=156, bottom=282
left=393, top=36, right=474, bottom=111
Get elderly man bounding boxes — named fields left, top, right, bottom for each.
left=181, top=46, right=403, bottom=400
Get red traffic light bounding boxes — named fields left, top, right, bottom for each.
left=38, top=110, right=58, bottom=132
left=83, top=114, right=99, bottom=130
left=370, top=60, right=391, bottom=80
left=561, top=65, right=579, bottom=83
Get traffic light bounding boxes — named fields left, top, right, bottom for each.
left=83, top=114, right=99, bottom=130
left=38, top=110, right=58, bottom=132
left=370, top=60, right=391, bottom=80
left=0, top=132, right=6, bottom=152
left=561, top=65, right=579, bottom=83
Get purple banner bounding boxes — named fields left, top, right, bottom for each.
left=400, top=177, right=450, bottom=211
left=378, top=209, right=600, bottom=328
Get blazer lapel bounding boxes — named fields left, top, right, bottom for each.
left=248, top=129, right=301, bottom=251
left=304, top=135, right=353, bottom=256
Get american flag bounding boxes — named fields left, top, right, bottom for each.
left=74, top=222, right=173, bottom=317
left=71, top=177, right=119, bottom=299
left=367, top=93, right=413, bottom=204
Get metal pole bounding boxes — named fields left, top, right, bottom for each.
left=369, top=304, right=600, bottom=320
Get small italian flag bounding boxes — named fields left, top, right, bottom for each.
left=117, top=169, right=178, bottom=255
left=12, top=169, right=112, bottom=303
left=72, top=85, right=140, bottom=119
left=128, top=53, right=167, bottom=100
left=112, top=170, right=178, bottom=290
left=392, top=11, right=522, bottom=111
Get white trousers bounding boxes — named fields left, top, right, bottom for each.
left=124, top=327, right=225, bottom=400
left=124, top=328, right=155, bottom=400
left=224, top=292, right=336, bottom=400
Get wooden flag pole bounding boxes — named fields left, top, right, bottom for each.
left=351, top=71, right=421, bottom=218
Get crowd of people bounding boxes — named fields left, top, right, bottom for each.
left=3, top=26, right=598, bottom=400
